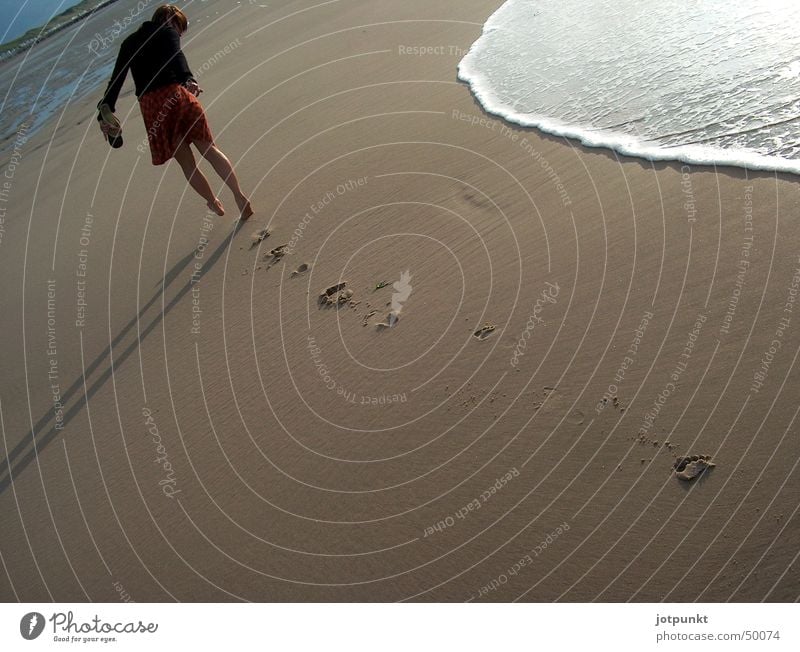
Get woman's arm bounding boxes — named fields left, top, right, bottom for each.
left=97, top=38, right=132, bottom=113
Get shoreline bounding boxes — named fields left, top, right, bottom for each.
left=457, top=80, right=800, bottom=177
left=457, top=0, right=800, bottom=178
left=0, top=0, right=120, bottom=62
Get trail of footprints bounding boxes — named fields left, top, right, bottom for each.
left=316, top=281, right=398, bottom=328
left=247, top=227, right=508, bottom=336
left=243, top=227, right=717, bottom=482
left=246, top=227, right=509, bottom=339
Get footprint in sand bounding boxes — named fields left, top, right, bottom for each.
left=673, top=454, right=715, bottom=481
left=567, top=409, right=584, bottom=425
left=291, top=262, right=310, bottom=277
left=318, top=282, right=347, bottom=306
left=473, top=323, right=496, bottom=340
left=249, top=228, right=270, bottom=248
left=268, top=244, right=288, bottom=258
left=263, top=244, right=288, bottom=268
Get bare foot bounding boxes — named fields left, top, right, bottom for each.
left=207, top=198, right=225, bottom=216
left=236, top=194, right=254, bottom=220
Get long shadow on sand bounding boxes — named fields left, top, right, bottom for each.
left=0, top=221, right=247, bottom=495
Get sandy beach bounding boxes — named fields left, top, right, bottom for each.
left=0, top=0, right=798, bottom=602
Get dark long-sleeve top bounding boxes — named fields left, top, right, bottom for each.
left=98, top=21, right=195, bottom=113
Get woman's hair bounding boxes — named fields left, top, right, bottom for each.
left=152, top=5, right=188, bottom=33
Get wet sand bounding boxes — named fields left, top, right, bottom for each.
left=0, top=0, right=798, bottom=602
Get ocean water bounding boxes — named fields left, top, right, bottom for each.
left=458, top=0, right=800, bottom=174
left=0, top=0, right=85, bottom=44
left=0, top=5, right=118, bottom=149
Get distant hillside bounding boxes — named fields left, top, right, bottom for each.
left=0, top=0, right=120, bottom=62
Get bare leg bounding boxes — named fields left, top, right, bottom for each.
left=174, top=143, right=224, bottom=216
left=195, top=140, right=253, bottom=220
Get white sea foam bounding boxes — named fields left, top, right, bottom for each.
left=458, top=0, right=800, bottom=174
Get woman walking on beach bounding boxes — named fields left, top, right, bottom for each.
left=97, top=4, right=253, bottom=219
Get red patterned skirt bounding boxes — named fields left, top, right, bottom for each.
left=139, top=83, right=214, bottom=165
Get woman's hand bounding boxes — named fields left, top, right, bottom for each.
left=184, top=80, right=202, bottom=96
